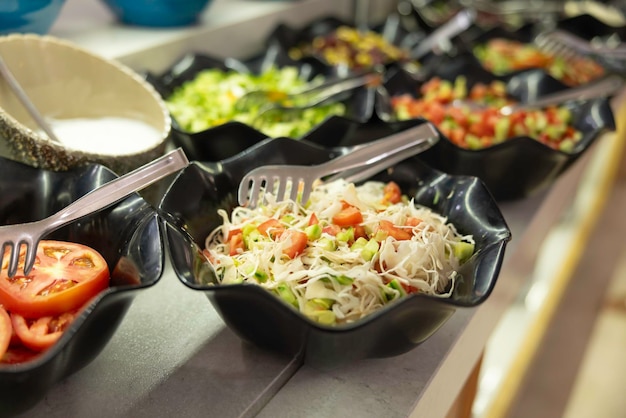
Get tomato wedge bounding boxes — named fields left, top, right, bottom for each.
left=0, top=240, right=110, bottom=319
left=0, top=306, right=11, bottom=360
left=11, top=311, right=76, bottom=351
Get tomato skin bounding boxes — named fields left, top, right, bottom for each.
left=280, top=230, right=308, bottom=259
left=332, top=207, right=363, bottom=226
left=378, top=220, right=412, bottom=241
left=11, top=311, right=76, bottom=352
left=257, top=219, right=285, bottom=239
left=0, top=241, right=110, bottom=319
left=0, top=306, right=10, bottom=360
left=382, top=181, right=402, bottom=204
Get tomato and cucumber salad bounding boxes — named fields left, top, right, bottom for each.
left=473, top=38, right=605, bottom=86
left=0, top=240, right=110, bottom=363
left=391, top=76, right=583, bottom=151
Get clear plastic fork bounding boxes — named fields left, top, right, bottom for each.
left=0, top=148, right=189, bottom=278
left=237, top=122, right=439, bottom=208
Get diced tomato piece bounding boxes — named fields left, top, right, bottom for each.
left=257, top=219, right=285, bottom=239
left=280, top=230, right=308, bottom=259
left=308, top=213, right=319, bottom=226
left=405, top=217, right=422, bottom=227
left=226, top=228, right=242, bottom=240
left=332, top=207, right=363, bottom=226
left=382, top=181, right=402, bottom=204
left=353, top=225, right=367, bottom=241
left=323, top=224, right=341, bottom=236
left=378, top=220, right=412, bottom=241
left=0, top=306, right=10, bottom=360
left=229, top=233, right=244, bottom=256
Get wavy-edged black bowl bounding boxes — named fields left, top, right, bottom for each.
left=147, top=50, right=376, bottom=162
left=159, top=127, right=512, bottom=370
left=378, top=55, right=617, bottom=200
left=0, top=157, right=165, bottom=417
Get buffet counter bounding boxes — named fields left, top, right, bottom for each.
left=18, top=1, right=624, bottom=417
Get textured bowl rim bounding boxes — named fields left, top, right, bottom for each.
left=0, top=33, right=172, bottom=159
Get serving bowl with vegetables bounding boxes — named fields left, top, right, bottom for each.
left=149, top=52, right=374, bottom=161
left=378, top=53, right=616, bottom=200
left=0, top=156, right=165, bottom=416
left=159, top=123, right=511, bottom=369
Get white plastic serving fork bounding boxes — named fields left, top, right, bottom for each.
left=237, top=122, right=439, bottom=208
left=0, top=148, right=189, bottom=278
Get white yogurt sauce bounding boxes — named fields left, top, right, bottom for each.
left=46, top=117, right=163, bottom=155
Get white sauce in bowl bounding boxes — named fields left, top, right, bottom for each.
left=45, top=117, right=163, bottom=155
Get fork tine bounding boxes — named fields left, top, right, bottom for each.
left=275, top=176, right=289, bottom=202
left=6, top=241, right=21, bottom=278
left=23, top=239, right=37, bottom=276
left=299, top=182, right=312, bottom=207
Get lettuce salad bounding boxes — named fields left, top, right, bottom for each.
left=166, top=66, right=346, bottom=138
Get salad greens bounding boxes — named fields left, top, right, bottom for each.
left=165, top=66, right=346, bottom=138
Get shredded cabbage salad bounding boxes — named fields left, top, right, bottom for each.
left=204, top=179, right=475, bottom=325
left=165, top=66, right=346, bottom=138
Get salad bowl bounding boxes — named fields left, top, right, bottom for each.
left=0, top=156, right=165, bottom=417
left=159, top=121, right=512, bottom=369
left=377, top=54, right=616, bottom=200
left=148, top=51, right=375, bottom=162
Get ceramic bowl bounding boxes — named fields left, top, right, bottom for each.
left=0, top=0, right=66, bottom=35
left=159, top=123, right=512, bottom=370
left=0, top=33, right=171, bottom=175
left=100, top=0, right=212, bottom=27
left=0, top=156, right=165, bottom=417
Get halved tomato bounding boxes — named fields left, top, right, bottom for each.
left=0, top=241, right=110, bottom=319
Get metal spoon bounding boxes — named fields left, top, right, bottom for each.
left=0, top=55, right=62, bottom=144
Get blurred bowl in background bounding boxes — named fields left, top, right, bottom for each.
left=100, top=0, right=213, bottom=27
left=0, top=0, right=66, bottom=35
left=0, top=33, right=171, bottom=175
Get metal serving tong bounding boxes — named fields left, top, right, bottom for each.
left=238, top=122, right=439, bottom=208
left=0, top=148, right=189, bottom=278
left=409, top=8, right=477, bottom=60
left=234, top=70, right=383, bottom=113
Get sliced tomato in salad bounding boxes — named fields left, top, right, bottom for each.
left=11, top=311, right=77, bottom=352
left=0, top=306, right=10, bottom=360
left=0, top=240, right=110, bottom=319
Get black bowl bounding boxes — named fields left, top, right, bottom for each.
left=0, top=157, right=165, bottom=416
left=159, top=129, right=512, bottom=369
left=378, top=58, right=617, bottom=200
left=148, top=50, right=376, bottom=162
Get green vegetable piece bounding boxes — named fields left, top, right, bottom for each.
left=334, top=275, right=354, bottom=285
left=305, top=224, right=322, bottom=240
left=559, top=139, right=575, bottom=153
left=494, top=116, right=510, bottom=143
left=242, top=224, right=258, bottom=237
left=361, top=238, right=379, bottom=261
left=318, top=237, right=336, bottom=251
left=466, top=134, right=482, bottom=150
left=336, top=227, right=354, bottom=243
left=312, top=298, right=335, bottom=309
left=254, top=270, right=268, bottom=283
left=350, top=237, right=368, bottom=251
left=276, top=283, right=298, bottom=308
left=453, top=76, right=467, bottom=99
left=383, top=279, right=407, bottom=302
left=303, top=300, right=336, bottom=325
left=281, top=214, right=296, bottom=224
left=453, top=241, right=475, bottom=263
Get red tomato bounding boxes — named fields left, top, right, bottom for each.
left=322, top=224, right=341, bottom=236
left=257, top=219, right=285, bottom=238
left=1, top=345, right=39, bottom=364
left=378, top=220, right=412, bottom=241
left=280, top=230, right=308, bottom=259
left=382, top=181, right=402, bottom=204
left=229, top=233, right=244, bottom=256
left=0, top=306, right=10, bottom=360
left=11, top=311, right=76, bottom=351
left=0, top=241, right=110, bottom=319
left=332, top=207, right=364, bottom=226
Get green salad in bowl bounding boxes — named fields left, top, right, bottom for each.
left=165, top=66, right=346, bottom=139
